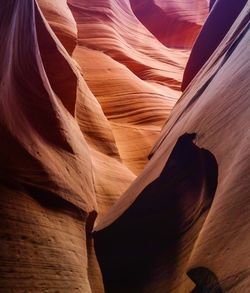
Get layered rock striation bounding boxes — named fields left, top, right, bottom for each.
left=0, top=0, right=249, bottom=292
left=95, top=2, right=250, bottom=292
left=131, top=0, right=209, bottom=49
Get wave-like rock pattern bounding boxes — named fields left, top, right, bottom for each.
left=95, top=2, right=250, bottom=292
left=131, top=0, right=208, bottom=49
left=1, top=0, right=193, bottom=290
left=36, top=0, right=78, bottom=54
left=1, top=0, right=249, bottom=292
left=0, top=0, right=135, bottom=291
left=68, top=0, right=189, bottom=174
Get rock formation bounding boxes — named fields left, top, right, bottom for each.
left=95, top=2, right=250, bottom=292
left=67, top=0, right=191, bottom=174
left=182, top=0, right=248, bottom=90
left=131, top=0, right=209, bottom=49
left=0, top=0, right=249, bottom=292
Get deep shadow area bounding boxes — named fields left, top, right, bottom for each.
left=188, top=267, right=223, bottom=293
left=182, top=0, right=247, bottom=90
left=94, top=133, right=218, bottom=292
left=209, top=0, right=217, bottom=10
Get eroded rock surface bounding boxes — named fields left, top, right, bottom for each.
left=131, top=0, right=208, bottom=49
left=95, top=3, right=250, bottom=292
left=0, top=0, right=249, bottom=292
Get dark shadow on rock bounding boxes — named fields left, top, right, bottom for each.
left=182, top=0, right=247, bottom=91
left=209, top=0, right=217, bottom=10
left=188, top=267, right=223, bottom=293
left=94, top=133, right=218, bottom=292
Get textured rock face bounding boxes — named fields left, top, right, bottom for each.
left=68, top=0, right=189, bottom=174
left=1, top=1, right=249, bottom=293
left=95, top=2, right=250, bottom=292
left=1, top=1, right=99, bottom=292
left=0, top=0, right=189, bottom=291
left=131, top=0, right=209, bottom=49
left=0, top=0, right=133, bottom=291
left=36, top=0, right=78, bottom=54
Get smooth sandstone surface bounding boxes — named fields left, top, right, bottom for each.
left=1, top=0, right=188, bottom=291
left=37, top=0, right=78, bottom=54
left=95, top=2, right=250, bottom=292
left=0, top=0, right=249, bottom=292
left=68, top=0, right=190, bottom=174
left=0, top=0, right=133, bottom=291
left=131, top=0, right=209, bottom=49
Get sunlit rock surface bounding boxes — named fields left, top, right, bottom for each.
left=68, top=0, right=189, bottom=174
left=0, top=0, right=249, bottom=292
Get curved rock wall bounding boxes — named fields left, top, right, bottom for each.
left=95, top=3, right=250, bottom=292
left=131, top=0, right=209, bottom=49
left=68, top=0, right=189, bottom=174
left=1, top=0, right=249, bottom=292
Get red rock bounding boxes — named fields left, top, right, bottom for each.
left=131, top=0, right=209, bottom=49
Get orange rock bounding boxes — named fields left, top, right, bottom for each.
left=69, top=0, right=189, bottom=174
left=37, top=0, right=78, bottom=54
left=2, top=0, right=249, bottom=292
left=0, top=1, right=134, bottom=291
